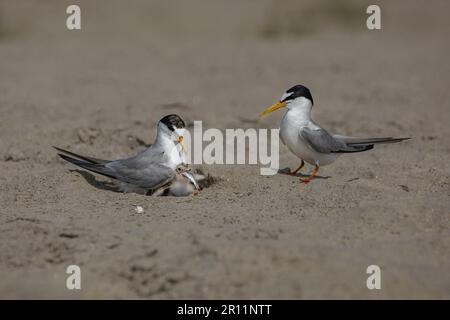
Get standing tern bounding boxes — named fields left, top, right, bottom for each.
left=260, top=85, right=410, bottom=184
left=54, top=114, right=199, bottom=195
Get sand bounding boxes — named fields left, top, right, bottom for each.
left=0, top=0, right=449, bottom=299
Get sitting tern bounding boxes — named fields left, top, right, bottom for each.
left=260, top=85, right=410, bottom=184
left=54, top=114, right=199, bottom=195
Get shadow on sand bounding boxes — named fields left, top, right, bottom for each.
left=277, top=167, right=331, bottom=180
left=70, top=169, right=119, bottom=192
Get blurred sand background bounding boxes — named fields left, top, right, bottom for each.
left=0, top=0, right=449, bottom=298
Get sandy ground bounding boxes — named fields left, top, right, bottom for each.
left=0, top=0, right=449, bottom=299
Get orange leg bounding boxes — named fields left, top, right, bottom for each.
left=284, top=160, right=305, bottom=176
left=300, top=164, right=319, bottom=184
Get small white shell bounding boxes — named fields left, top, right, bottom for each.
left=134, top=206, right=144, bottom=214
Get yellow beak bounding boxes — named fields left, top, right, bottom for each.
left=259, top=101, right=287, bottom=117
left=178, top=136, right=187, bottom=153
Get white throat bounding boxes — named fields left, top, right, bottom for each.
left=285, top=97, right=313, bottom=124
left=152, top=131, right=185, bottom=169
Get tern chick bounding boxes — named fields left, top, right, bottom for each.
left=153, top=165, right=203, bottom=197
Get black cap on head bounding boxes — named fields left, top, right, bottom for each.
left=159, top=114, right=185, bottom=131
left=282, top=85, right=313, bottom=105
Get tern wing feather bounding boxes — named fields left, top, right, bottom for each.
left=57, top=148, right=176, bottom=190
left=114, top=148, right=168, bottom=169
left=57, top=154, right=118, bottom=179
left=332, top=135, right=410, bottom=146
left=106, top=158, right=175, bottom=190
left=300, top=127, right=347, bottom=153
left=53, top=146, right=110, bottom=164
left=300, top=128, right=374, bottom=154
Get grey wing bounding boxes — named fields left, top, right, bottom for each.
left=332, top=134, right=410, bottom=145
left=107, top=161, right=175, bottom=190
left=300, top=127, right=347, bottom=153
left=107, top=152, right=175, bottom=190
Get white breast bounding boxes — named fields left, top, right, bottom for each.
left=167, top=143, right=185, bottom=168
left=280, top=110, right=338, bottom=166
